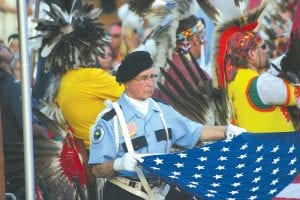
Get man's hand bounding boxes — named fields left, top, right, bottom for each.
left=113, top=153, right=144, bottom=172
left=225, top=124, right=247, bottom=139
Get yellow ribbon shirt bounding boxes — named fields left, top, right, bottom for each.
left=228, top=68, right=299, bottom=132
left=56, top=67, right=124, bottom=149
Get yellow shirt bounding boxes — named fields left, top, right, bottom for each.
left=56, top=68, right=124, bottom=148
left=228, top=68, right=297, bottom=132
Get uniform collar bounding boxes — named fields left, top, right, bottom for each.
left=118, top=93, right=160, bottom=119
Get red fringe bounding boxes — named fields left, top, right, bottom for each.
left=60, top=136, right=87, bottom=186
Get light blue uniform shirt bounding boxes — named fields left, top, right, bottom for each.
left=89, top=93, right=203, bottom=178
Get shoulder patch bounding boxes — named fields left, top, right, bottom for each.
left=247, top=77, right=274, bottom=110
left=92, top=126, right=104, bottom=144
left=102, top=108, right=116, bottom=121
left=152, top=97, right=169, bottom=105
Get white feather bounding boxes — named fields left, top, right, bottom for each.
left=29, top=36, right=43, bottom=51
left=41, top=34, right=62, bottom=57
left=118, top=3, right=144, bottom=30
left=134, top=39, right=157, bottom=57
left=51, top=3, right=71, bottom=23
left=117, top=3, right=129, bottom=21
left=151, top=0, right=167, bottom=11
left=85, top=7, right=102, bottom=20
left=208, top=0, right=245, bottom=20
left=238, top=0, right=248, bottom=14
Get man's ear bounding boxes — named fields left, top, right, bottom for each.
left=247, top=49, right=255, bottom=60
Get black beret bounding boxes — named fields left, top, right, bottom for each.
left=116, top=51, right=153, bottom=83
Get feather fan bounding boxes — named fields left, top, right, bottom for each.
left=33, top=108, right=88, bottom=199
left=3, top=110, right=85, bottom=200
left=158, top=51, right=229, bottom=125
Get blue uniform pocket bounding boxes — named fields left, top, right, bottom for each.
left=155, top=128, right=172, bottom=141
left=121, top=136, right=148, bottom=152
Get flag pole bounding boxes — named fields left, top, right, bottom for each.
left=30, top=0, right=41, bottom=80
left=17, top=0, right=35, bottom=199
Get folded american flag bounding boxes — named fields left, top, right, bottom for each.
left=273, top=173, right=300, bottom=200
left=140, top=132, right=300, bottom=199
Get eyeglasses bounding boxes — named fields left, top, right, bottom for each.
left=133, top=74, right=158, bottom=82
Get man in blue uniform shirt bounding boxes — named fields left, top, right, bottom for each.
left=88, top=51, right=246, bottom=200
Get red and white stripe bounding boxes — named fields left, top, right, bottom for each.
left=127, top=121, right=137, bottom=136
left=273, top=173, right=300, bottom=200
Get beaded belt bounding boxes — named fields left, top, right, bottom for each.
left=112, top=176, right=161, bottom=191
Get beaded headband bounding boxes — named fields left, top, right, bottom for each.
left=176, top=20, right=205, bottom=41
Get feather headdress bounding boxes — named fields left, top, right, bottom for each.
left=128, top=0, right=196, bottom=78
left=34, top=0, right=109, bottom=75
left=211, top=0, right=269, bottom=89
